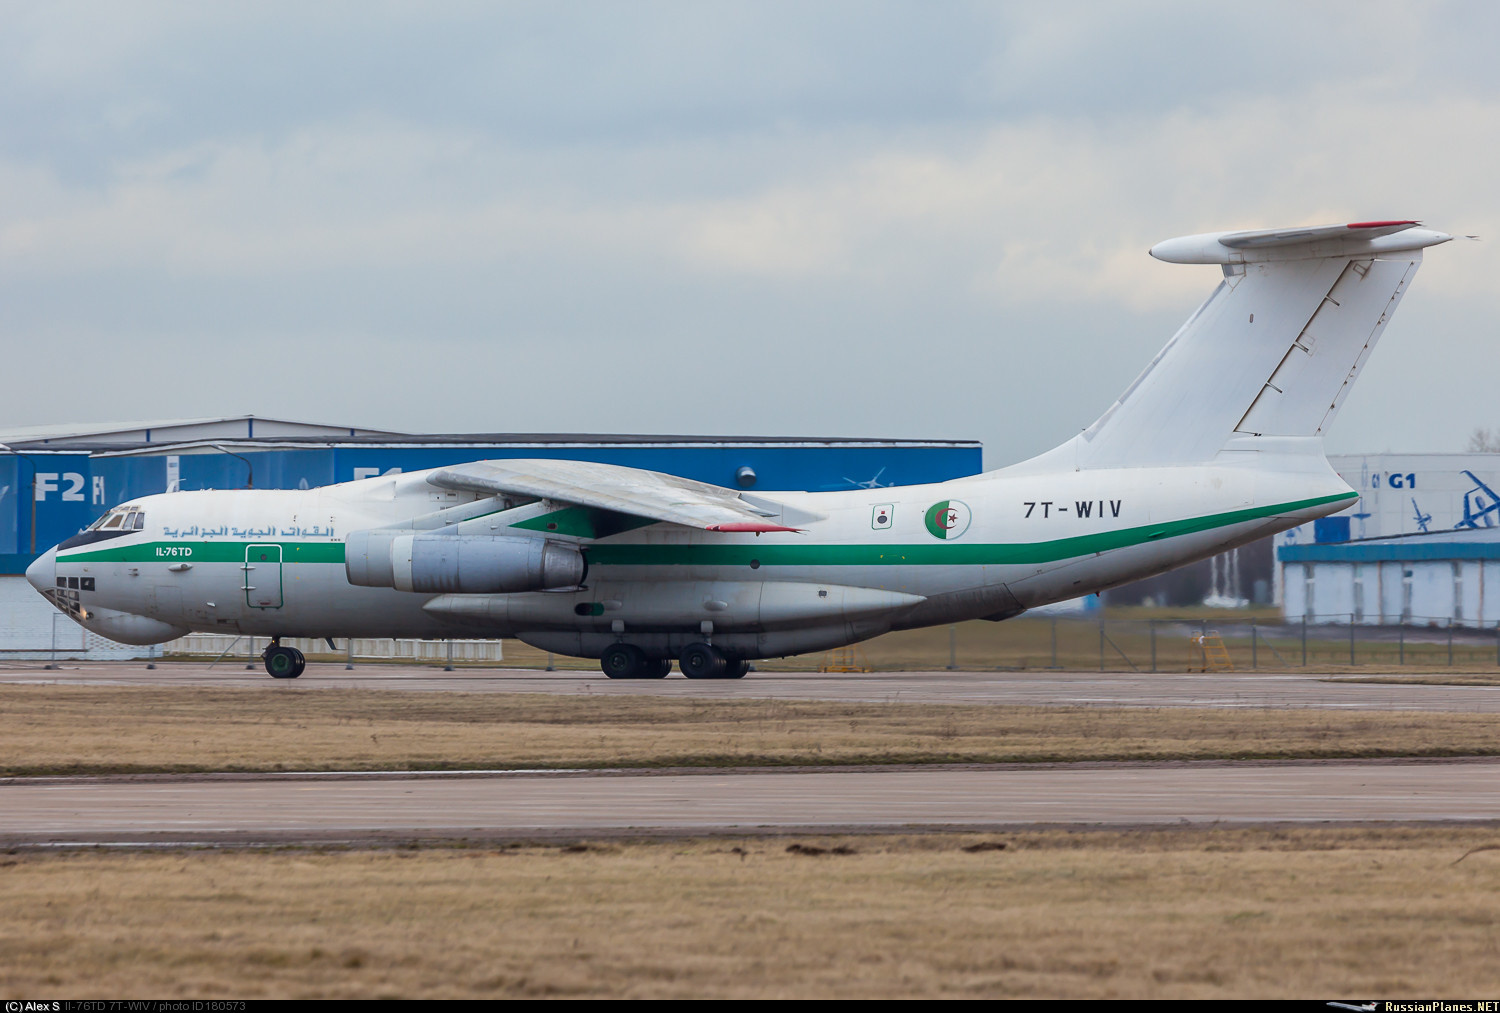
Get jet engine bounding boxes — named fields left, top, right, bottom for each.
left=345, top=530, right=586, bottom=594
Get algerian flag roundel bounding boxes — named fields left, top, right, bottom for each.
left=924, top=499, right=971, bottom=539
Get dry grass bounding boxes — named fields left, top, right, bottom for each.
left=2, top=827, right=1498, bottom=998
left=2, top=686, right=1499, bottom=775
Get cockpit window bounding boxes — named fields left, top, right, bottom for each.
left=88, top=505, right=144, bottom=532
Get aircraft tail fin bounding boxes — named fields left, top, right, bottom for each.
left=1062, top=221, right=1451, bottom=470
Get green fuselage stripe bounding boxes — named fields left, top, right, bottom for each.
left=54, top=492, right=1353, bottom=570
left=59, top=541, right=347, bottom=565
left=582, top=492, right=1353, bottom=567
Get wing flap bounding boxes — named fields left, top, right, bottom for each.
left=428, top=459, right=801, bottom=533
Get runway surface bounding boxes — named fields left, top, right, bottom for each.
left=5, top=660, right=1500, bottom=712
left=3, top=761, right=1498, bottom=845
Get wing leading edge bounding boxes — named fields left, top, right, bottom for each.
left=427, top=459, right=802, bottom=533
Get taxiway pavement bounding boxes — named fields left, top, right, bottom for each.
left=3, top=760, right=1497, bottom=846
left=4, top=661, right=1499, bottom=712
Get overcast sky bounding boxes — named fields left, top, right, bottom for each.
left=2, top=1, right=1496, bottom=467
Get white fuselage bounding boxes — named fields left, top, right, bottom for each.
left=37, top=446, right=1354, bottom=660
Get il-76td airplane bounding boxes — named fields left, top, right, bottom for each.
left=28, top=220, right=1452, bottom=679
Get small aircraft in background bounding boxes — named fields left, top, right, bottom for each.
left=1411, top=497, right=1432, bottom=533
left=1457, top=470, right=1499, bottom=530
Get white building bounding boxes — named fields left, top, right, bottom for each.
left=1279, top=453, right=1500, bottom=546
left=1277, top=453, right=1500, bottom=626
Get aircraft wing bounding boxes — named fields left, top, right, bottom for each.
left=427, top=459, right=802, bottom=533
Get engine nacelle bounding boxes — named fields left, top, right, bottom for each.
left=345, top=530, right=585, bottom=594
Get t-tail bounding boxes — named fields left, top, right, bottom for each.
left=1024, top=220, right=1452, bottom=472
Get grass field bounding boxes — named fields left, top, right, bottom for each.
left=5, top=673, right=1497, bottom=997
left=3, top=827, right=1498, bottom=998
left=1, top=685, right=1498, bottom=775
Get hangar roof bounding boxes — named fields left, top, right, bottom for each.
left=2, top=419, right=979, bottom=456
left=0, top=416, right=402, bottom=449
left=1279, top=526, right=1500, bottom=562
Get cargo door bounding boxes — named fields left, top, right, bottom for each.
left=244, top=543, right=284, bottom=609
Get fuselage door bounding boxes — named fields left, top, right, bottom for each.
left=244, top=543, right=284, bottom=609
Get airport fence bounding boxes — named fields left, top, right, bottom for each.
left=163, top=633, right=504, bottom=668
left=153, top=613, right=1500, bottom=674
left=849, top=611, right=1500, bottom=674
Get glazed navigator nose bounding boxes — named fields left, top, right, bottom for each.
left=25, top=546, right=56, bottom=595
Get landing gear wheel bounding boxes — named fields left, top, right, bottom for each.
left=644, top=658, right=672, bottom=679
left=264, top=645, right=304, bottom=679
left=679, top=642, right=727, bottom=680
left=600, top=643, right=648, bottom=679
left=723, top=657, right=750, bottom=679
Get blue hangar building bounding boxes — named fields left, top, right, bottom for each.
left=0, top=416, right=982, bottom=657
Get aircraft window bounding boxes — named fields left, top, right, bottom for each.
left=101, top=514, right=124, bottom=529
left=131, top=512, right=145, bottom=530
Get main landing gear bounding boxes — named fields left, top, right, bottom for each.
left=263, top=638, right=306, bottom=679
left=679, top=642, right=749, bottom=680
left=599, top=642, right=748, bottom=680
left=599, top=644, right=670, bottom=680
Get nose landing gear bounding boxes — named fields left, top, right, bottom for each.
left=263, top=639, right=306, bottom=679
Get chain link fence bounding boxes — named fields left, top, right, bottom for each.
left=90, top=613, right=1500, bottom=674
left=888, top=612, right=1500, bottom=673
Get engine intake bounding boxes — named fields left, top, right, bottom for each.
left=345, top=531, right=585, bottom=593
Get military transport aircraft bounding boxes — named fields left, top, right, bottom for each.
left=27, top=221, right=1452, bottom=679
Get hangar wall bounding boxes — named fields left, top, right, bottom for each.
left=1, top=417, right=983, bottom=660
left=1, top=423, right=982, bottom=577
left=1280, top=536, right=1500, bottom=628
left=1277, top=454, right=1500, bottom=627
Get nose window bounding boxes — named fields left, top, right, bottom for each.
left=132, top=512, right=145, bottom=530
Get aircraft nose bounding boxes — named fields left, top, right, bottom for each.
left=25, top=547, right=56, bottom=595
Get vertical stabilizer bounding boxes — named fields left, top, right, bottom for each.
left=1062, top=222, right=1450, bottom=470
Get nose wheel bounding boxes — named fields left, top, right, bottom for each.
left=264, top=642, right=306, bottom=679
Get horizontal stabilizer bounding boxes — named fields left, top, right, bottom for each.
left=1151, top=221, right=1449, bottom=265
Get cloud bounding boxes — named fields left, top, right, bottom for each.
left=0, top=3, right=1496, bottom=463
